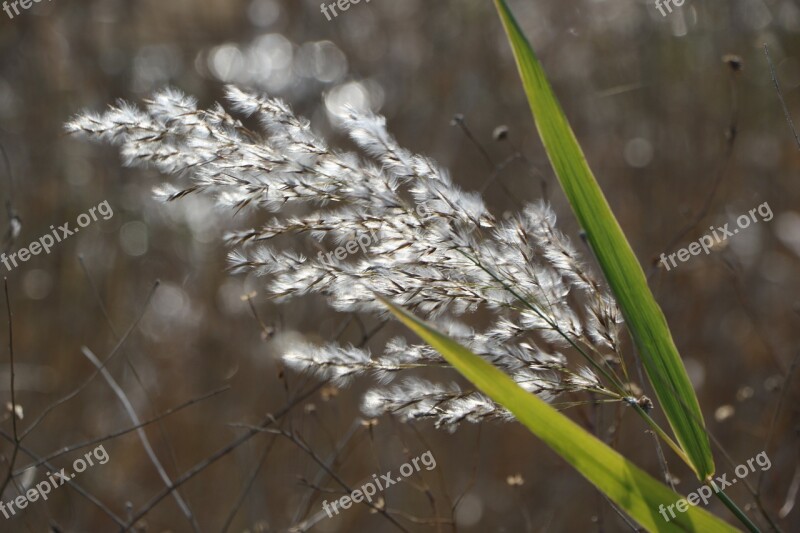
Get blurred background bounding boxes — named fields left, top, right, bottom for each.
left=0, top=0, right=798, bottom=530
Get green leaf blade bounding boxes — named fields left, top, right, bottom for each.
left=379, top=297, right=737, bottom=532
left=493, top=0, right=714, bottom=480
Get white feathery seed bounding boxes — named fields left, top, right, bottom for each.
left=67, top=86, right=625, bottom=430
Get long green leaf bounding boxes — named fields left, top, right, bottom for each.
left=379, top=297, right=737, bottom=532
left=493, top=0, right=714, bottom=480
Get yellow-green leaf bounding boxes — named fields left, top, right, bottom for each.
left=379, top=296, right=737, bottom=532
left=493, top=0, right=714, bottom=480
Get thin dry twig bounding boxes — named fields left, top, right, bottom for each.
left=120, top=380, right=326, bottom=531
left=401, top=425, right=445, bottom=533
left=287, top=420, right=363, bottom=532
left=726, top=260, right=787, bottom=374
left=219, top=430, right=282, bottom=533
left=649, top=56, right=741, bottom=278
left=13, top=386, right=229, bottom=474
left=758, top=353, right=799, bottom=494
left=78, top=257, right=195, bottom=524
left=0, top=279, right=19, bottom=497
left=779, top=464, right=799, bottom=519
left=290, top=420, right=362, bottom=524
left=451, top=114, right=523, bottom=209
left=0, top=145, right=20, bottom=256
left=19, top=281, right=159, bottom=442
left=81, top=346, right=200, bottom=531
left=240, top=424, right=408, bottom=533
left=0, top=429, right=126, bottom=527
left=764, top=44, right=800, bottom=150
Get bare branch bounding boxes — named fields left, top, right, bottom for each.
left=81, top=346, right=199, bottom=531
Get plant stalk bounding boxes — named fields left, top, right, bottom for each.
left=710, top=481, right=760, bottom=533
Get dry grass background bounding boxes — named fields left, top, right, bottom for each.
left=0, top=0, right=798, bottom=531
